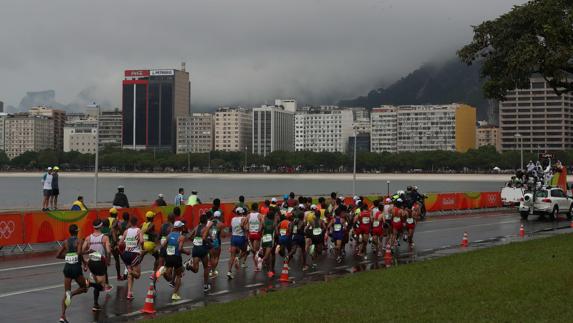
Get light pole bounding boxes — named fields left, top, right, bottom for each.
left=352, top=131, right=357, bottom=197
left=244, top=146, right=248, bottom=172
left=89, top=102, right=100, bottom=209
left=515, top=133, right=523, bottom=170
left=186, top=119, right=190, bottom=172
left=386, top=180, right=390, bottom=197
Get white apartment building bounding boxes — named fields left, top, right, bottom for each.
left=294, top=108, right=353, bottom=153
left=353, top=117, right=371, bottom=134
left=252, top=105, right=294, bottom=156
left=176, top=113, right=214, bottom=154
left=371, top=104, right=476, bottom=153
left=98, top=110, right=122, bottom=147
left=499, top=76, right=573, bottom=151
left=63, top=119, right=98, bottom=154
left=214, top=107, right=252, bottom=152
left=4, top=114, right=54, bottom=159
left=0, top=113, right=6, bottom=152
left=28, top=106, right=65, bottom=151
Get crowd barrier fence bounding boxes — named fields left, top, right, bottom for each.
left=0, top=191, right=503, bottom=250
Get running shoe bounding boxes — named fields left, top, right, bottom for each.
left=155, top=266, right=166, bottom=279
left=105, top=285, right=113, bottom=293
left=59, top=317, right=69, bottom=323
left=126, top=292, right=134, bottom=300
left=92, top=305, right=101, bottom=311
left=64, top=291, right=71, bottom=308
left=184, top=259, right=193, bottom=271
left=302, top=265, right=310, bottom=271
left=212, top=270, right=219, bottom=278
left=168, top=281, right=175, bottom=288
left=336, top=256, right=342, bottom=264
left=267, top=271, right=274, bottom=278
left=241, top=259, right=247, bottom=268
left=227, top=271, right=234, bottom=279
left=203, top=284, right=211, bottom=293
left=171, top=293, right=181, bottom=301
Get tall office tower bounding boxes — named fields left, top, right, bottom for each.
left=252, top=105, right=294, bottom=156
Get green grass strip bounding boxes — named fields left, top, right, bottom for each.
left=152, top=234, right=573, bottom=323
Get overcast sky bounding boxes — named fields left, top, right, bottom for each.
left=0, top=0, right=526, bottom=110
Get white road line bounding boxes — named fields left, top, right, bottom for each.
left=334, top=265, right=348, bottom=270
left=244, top=283, right=264, bottom=288
left=208, top=289, right=229, bottom=296
left=417, top=220, right=518, bottom=234
left=0, top=261, right=64, bottom=272
left=307, top=271, right=324, bottom=276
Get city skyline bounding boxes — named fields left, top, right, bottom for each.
left=0, top=0, right=525, bottom=111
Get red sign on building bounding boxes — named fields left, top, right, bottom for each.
left=124, top=70, right=150, bottom=77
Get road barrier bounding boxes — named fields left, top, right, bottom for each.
left=0, top=192, right=503, bottom=250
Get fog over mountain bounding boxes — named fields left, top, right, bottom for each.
left=0, top=0, right=526, bottom=111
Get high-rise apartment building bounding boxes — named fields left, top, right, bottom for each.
left=274, top=99, right=297, bottom=113
left=63, top=119, right=98, bottom=154
left=252, top=105, right=294, bottom=156
left=214, top=107, right=252, bottom=152
left=370, top=104, right=476, bottom=153
left=28, top=106, right=65, bottom=151
left=294, top=108, right=354, bottom=152
left=99, top=109, right=122, bottom=147
left=499, top=76, right=573, bottom=151
left=0, top=113, right=6, bottom=152
left=122, top=65, right=191, bottom=151
left=176, top=113, right=214, bottom=154
left=4, top=114, right=54, bottom=158
left=0, top=101, right=4, bottom=113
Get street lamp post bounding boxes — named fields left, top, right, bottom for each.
left=515, top=133, right=523, bottom=170
left=352, top=131, right=357, bottom=197
left=386, top=180, right=390, bottom=197
left=89, top=102, right=100, bottom=209
left=244, top=146, right=248, bottom=172
left=186, top=120, right=190, bottom=172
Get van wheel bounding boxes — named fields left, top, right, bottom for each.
left=520, top=211, right=529, bottom=220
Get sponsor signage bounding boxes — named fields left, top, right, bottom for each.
left=150, top=69, right=175, bottom=76
left=539, top=153, right=554, bottom=160
left=125, top=70, right=150, bottom=77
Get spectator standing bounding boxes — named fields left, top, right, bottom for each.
left=42, top=167, right=53, bottom=211
left=174, top=188, right=185, bottom=206
left=112, top=186, right=130, bottom=209
left=51, top=166, right=60, bottom=210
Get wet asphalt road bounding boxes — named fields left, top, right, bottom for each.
left=0, top=210, right=570, bottom=323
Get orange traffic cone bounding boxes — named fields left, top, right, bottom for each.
left=519, top=224, right=525, bottom=238
left=461, top=232, right=469, bottom=248
left=140, top=281, right=156, bottom=314
left=383, top=243, right=392, bottom=267
left=278, top=259, right=290, bottom=282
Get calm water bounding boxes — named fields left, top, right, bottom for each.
left=0, top=174, right=505, bottom=210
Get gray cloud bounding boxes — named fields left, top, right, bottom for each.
left=0, top=0, right=526, bottom=110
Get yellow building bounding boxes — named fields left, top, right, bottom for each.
left=454, top=104, right=477, bottom=152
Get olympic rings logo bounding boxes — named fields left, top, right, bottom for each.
left=0, top=220, right=15, bottom=239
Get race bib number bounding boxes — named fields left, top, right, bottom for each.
left=362, top=217, right=370, bottom=224
left=384, top=214, right=391, bottom=220
left=166, top=245, right=176, bottom=256
left=313, top=228, right=322, bottom=235
left=262, top=234, right=272, bottom=243
left=293, top=225, right=298, bottom=234
left=249, top=223, right=260, bottom=232
left=393, top=217, right=401, bottom=223
left=279, top=229, right=287, bottom=236
left=193, top=237, right=203, bottom=246
left=373, top=221, right=380, bottom=227
left=125, top=237, right=137, bottom=249
left=211, top=229, right=218, bottom=240
left=406, top=218, right=415, bottom=224
left=334, top=224, right=342, bottom=232
left=143, top=234, right=149, bottom=241
left=160, top=237, right=167, bottom=245
left=89, top=252, right=102, bottom=261
left=65, top=252, right=78, bottom=264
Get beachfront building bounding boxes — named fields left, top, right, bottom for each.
left=28, top=106, right=65, bottom=152
left=0, top=113, right=6, bottom=151
left=370, top=104, right=476, bottom=153
left=121, top=64, right=191, bottom=152
left=499, top=75, right=573, bottom=151
left=63, top=119, right=98, bottom=154
left=476, top=123, right=501, bottom=152
left=97, top=109, right=122, bottom=147
left=4, top=113, right=54, bottom=159
left=214, top=107, right=252, bottom=152
left=252, top=105, right=295, bottom=156
left=294, top=107, right=353, bottom=153
left=176, top=113, right=214, bottom=154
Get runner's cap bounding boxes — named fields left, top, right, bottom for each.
left=271, top=197, right=277, bottom=203
left=174, top=221, right=184, bottom=228
left=214, top=211, right=222, bottom=218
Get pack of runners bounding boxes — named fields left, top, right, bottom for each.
left=57, top=190, right=425, bottom=322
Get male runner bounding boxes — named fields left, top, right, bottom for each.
left=120, top=216, right=143, bottom=300
left=185, top=213, right=213, bottom=293
left=82, top=219, right=111, bottom=311
left=141, top=211, right=160, bottom=278
left=261, top=209, right=276, bottom=277
left=328, top=208, right=347, bottom=263
left=247, top=203, right=263, bottom=271
left=57, top=224, right=87, bottom=323
left=209, top=210, right=225, bottom=278
left=228, top=207, right=248, bottom=279
left=158, top=221, right=189, bottom=300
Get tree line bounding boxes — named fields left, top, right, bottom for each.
left=1, top=145, right=572, bottom=173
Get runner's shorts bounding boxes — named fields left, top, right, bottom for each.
left=278, top=235, right=291, bottom=247
left=231, top=235, right=247, bottom=248
left=88, top=259, right=107, bottom=276
left=165, top=255, right=183, bottom=269
left=192, top=245, right=208, bottom=258
left=121, top=251, right=142, bottom=267
left=248, top=232, right=261, bottom=241
left=63, top=263, right=83, bottom=279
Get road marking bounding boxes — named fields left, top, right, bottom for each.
left=167, top=299, right=193, bottom=306
left=0, top=261, right=63, bottom=272
left=334, top=265, right=348, bottom=270
left=307, top=271, right=324, bottom=276
left=244, top=283, right=264, bottom=288
left=208, top=289, right=229, bottom=296
left=417, top=220, right=518, bottom=235
left=0, top=269, right=153, bottom=299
